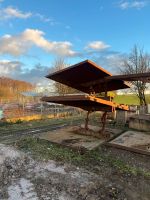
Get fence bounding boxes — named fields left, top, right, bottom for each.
left=0, top=99, right=82, bottom=120
left=0, top=98, right=149, bottom=123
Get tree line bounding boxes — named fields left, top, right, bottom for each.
left=0, top=77, right=33, bottom=100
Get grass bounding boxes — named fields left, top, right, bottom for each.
left=0, top=114, right=85, bottom=133
left=15, top=136, right=150, bottom=178
left=114, top=94, right=150, bottom=105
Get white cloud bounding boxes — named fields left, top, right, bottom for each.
left=84, top=50, right=124, bottom=74
left=85, top=41, right=110, bottom=51
left=0, top=29, right=77, bottom=57
left=0, top=6, right=56, bottom=25
left=0, top=60, right=50, bottom=85
left=0, top=6, right=67, bottom=29
left=0, top=5, right=60, bottom=27
left=0, top=60, right=22, bottom=76
left=0, top=6, right=32, bottom=20
left=105, top=54, right=124, bottom=70
left=34, top=13, right=54, bottom=24
left=17, top=64, right=50, bottom=84
left=118, top=1, right=148, bottom=10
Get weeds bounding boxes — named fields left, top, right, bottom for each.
left=15, top=136, right=150, bottom=178
left=0, top=120, right=13, bottom=127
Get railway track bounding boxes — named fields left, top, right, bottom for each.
left=0, top=119, right=82, bottom=144
left=0, top=124, right=67, bottom=144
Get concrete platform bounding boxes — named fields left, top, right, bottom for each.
left=80, top=124, right=123, bottom=135
left=38, top=125, right=122, bottom=151
left=129, top=114, right=150, bottom=131
left=107, top=131, right=150, bottom=156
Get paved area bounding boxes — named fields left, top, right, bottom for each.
left=108, top=130, right=150, bottom=155
left=39, top=125, right=123, bottom=151
left=39, top=126, right=104, bottom=150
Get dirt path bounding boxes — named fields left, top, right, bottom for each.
left=0, top=143, right=150, bottom=200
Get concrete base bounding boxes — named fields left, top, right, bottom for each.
left=116, top=110, right=127, bottom=126
left=39, top=126, right=104, bottom=151
left=129, top=114, right=150, bottom=132
left=107, top=130, right=150, bottom=155
left=38, top=125, right=122, bottom=151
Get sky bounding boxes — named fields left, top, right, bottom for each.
left=0, top=0, right=150, bottom=86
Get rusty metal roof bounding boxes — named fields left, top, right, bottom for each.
left=105, top=72, right=150, bottom=82
left=46, top=60, right=130, bottom=94
left=42, top=95, right=129, bottom=112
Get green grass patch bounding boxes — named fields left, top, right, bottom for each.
left=114, top=94, right=140, bottom=105
left=114, top=94, right=150, bottom=105
left=15, top=136, right=84, bottom=164
left=15, top=137, right=150, bottom=178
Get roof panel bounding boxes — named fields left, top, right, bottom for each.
left=46, top=60, right=129, bottom=93
left=42, top=95, right=129, bottom=112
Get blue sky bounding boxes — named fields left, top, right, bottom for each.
left=0, top=0, right=150, bottom=84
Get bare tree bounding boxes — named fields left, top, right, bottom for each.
left=50, top=58, right=78, bottom=95
left=121, top=45, right=150, bottom=105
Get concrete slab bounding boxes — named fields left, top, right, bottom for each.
left=107, top=131, right=150, bottom=156
left=129, top=114, right=150, bottom=131
left=80, top=124, right=123, bottom=135
left=38, top=126, right=106, bottom=151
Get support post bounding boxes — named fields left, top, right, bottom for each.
left=85, top=110, right=90, bottom=130
left=100, top=111, right=107, bottom=134
left=89, top=87, right=96, bottom=97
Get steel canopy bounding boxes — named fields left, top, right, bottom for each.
left=46, top=60, right=130, bottom=94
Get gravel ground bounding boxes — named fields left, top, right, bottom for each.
left=0, top=143, right=150, bottom=200
left=99, top=145, right=150, bottom=172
